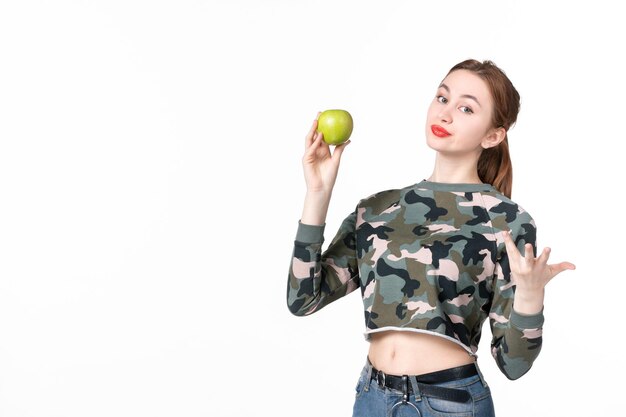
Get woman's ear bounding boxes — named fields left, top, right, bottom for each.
left=482, top=127, right=506, bottom=149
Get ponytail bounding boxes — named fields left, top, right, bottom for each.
left=478, top=135, right=513, bottom=198
left=446, top=59, right=520, bottom=198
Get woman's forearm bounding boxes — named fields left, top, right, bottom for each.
left=513, top=287, right=545, bottom=315
left=300, top=190, right=332, bottom=226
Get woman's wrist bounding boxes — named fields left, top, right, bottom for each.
left=301, top=190, right=332, bottom=225
left=512, top=288, right=545, bottom=315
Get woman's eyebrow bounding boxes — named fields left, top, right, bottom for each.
left=438, top=83, right=482, bottom=108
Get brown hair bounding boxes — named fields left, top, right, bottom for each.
left=447, top=59, right=520, bottom=198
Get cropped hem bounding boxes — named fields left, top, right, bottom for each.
left=296, top=221, right=325, bottom=243
left=510, top=308, right=544, bottom=329
left=363, top=327, right=477, bottom=357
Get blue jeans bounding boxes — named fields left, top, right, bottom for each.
left=352, top=360, right=495, bottom=417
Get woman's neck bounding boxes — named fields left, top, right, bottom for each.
left=428, top=154, right=482, bottom=184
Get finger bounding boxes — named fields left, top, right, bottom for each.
left=331, top=140, right=351, bottom=161
left=315, top=131, right=326, bottom=150
left=305, top=115, right=320, bottom=148
left=502, top=230, right=521, bottom=261
left=304, top=131, right=323, bottom=158
left=313, top=131, right=326, bottom=153
left=314, top=132, right=332, bottom=158
left=557, top=261, right=576, bottom=271
left=524, top=243, right=534, bottom=261
left=548, top=261, right=577, bottom=279
left=536, top=247, right=551, bottom=267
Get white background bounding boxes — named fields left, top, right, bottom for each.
left=0, top=1, right=623, bottom=416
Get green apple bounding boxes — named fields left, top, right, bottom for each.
left=317, top=109, right=353, bottom=145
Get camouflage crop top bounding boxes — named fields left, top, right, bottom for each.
left=287, top=180, right=545, bottom=380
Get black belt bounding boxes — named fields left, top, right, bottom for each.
left=370, top=363, right=477, bottom=403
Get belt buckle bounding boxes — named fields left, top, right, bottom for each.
left=376, top=370, right=386, bottom=388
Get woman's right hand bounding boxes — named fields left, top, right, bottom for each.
left=302, top=113, right=351, bottom=196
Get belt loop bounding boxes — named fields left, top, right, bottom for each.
left=408, top=375, right=421, bottom=402
left=401, top=375, right=408, bottom=404
left=364, top=358, right=373, bottom=392
left=474, top=362, right=488, bottom=388
left=376, top=369, right=386, bottom=388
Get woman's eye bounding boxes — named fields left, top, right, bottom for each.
left=436, top=95, right=447, bottom=104
left=460, top=106, right=473, bottom=114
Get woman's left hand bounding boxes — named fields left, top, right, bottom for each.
left=503, top=230, right=576, bottom=314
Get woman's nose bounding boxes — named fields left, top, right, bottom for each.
left=438, top=106, right=452, bottom=123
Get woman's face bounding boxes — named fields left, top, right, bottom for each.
left=425, top=69, right=496, bottom=157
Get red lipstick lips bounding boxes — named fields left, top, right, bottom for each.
left=431, top=125, right=451, bottom=138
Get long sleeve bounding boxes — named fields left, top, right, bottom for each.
left=489, top=211, right=543, bottom=380
left=286, top=210, right=360, bottom=316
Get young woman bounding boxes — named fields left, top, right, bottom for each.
left=286, top=59, right=575, bottom=417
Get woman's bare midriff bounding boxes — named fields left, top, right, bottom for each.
left=367, top=330, right=475, bottom=376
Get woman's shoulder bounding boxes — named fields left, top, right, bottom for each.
left=485, top=189, right=535, bottom=228
left=356, top=183, right=416, bottom=210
